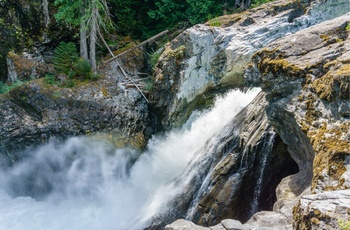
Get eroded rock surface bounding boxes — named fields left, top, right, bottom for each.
left=247, top=12, right=350, bottom=192
left=165, top=4, right=349, bottom=230
left=150, top=0, right=349, bottom=129
left=293, top=190, right=350, bottom=229
left=0, top=76, right=149, bottom=163
left=245, top=12, right=350, bottom=229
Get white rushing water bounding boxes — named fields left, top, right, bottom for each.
left=0, top=88, right=260, bottom=230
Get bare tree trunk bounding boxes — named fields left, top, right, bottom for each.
left=89, top=0, right=98, bottom=72
left=80, top=18, right=89, bottom=60
left=42, top=0, right=50, bottom=27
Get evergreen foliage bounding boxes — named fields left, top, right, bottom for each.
left=53, top=42, right=79, bottom=75
left=54, top=0, right=82, bottom=26
left=53, top=42, right=93, bottom=81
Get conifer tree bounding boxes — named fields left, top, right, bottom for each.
left=54, top=0, right=113, bottom=72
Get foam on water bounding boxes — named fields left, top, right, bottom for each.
left=0, top=88, right=260, bottom=230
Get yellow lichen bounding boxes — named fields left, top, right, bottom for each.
left=335, top=64, right=350, bottom=77
left=260, top=58, right=303, bottom=78
left=320, top=34, right=331, bottom=42
left=310, top=121, right=350, bottom=192
left=101, top=87, right=108, bottom=97
left=163, top=45, right=186, bottom=61
left=312, top=74, right=334, bottom=101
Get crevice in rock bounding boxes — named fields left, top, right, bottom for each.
left=257, top=134, right=299, bottom=212
left=238, top=133, right=299, bottom=222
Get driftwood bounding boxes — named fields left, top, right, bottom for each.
left=117, top=61, right=149, bottom=103
left=105, top=30, right=169, bottom=63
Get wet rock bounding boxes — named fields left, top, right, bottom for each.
left=163, top=3, right=349, bottom=230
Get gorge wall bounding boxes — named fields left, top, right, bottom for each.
left=0, top=0, right=349, bottom=229
left=147, top=0, right=350, bottom=229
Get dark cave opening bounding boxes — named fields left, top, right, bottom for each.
left=257, top=134, right=299, bottom=213
left=237, top=133, right=300, bottom=223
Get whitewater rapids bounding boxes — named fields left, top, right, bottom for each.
left=0, top=88, right=259, bottom=230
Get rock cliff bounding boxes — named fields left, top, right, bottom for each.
left=0, top=0, right=71, bottom=82
left=0, top=0, right=349, bottom=228
left=157, top=1, right=350, bottom=229
left=150, top=0, right=349, bottom=130
left=0, top=73, right=150, bottom=163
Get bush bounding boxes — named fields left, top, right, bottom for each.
left=0, top=81, right=23, bottom=94
left=72, top=58, right=92, bottom=80
left=44, top=73, right=58, bottom=85
left=53, top=43, right=95, bottom=82
left=143, top=77, right=154, bottom=92
left=53, top=42, right=79, bottom=75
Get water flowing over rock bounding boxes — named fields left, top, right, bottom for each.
left=165, top=2, right=349, bottom=230
left=150, top=0, right=349, bottom=130
left=0, top=0, right=349, bottom=229
left=144, top=91, right=299, bottom=228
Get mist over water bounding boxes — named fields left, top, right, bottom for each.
left=0, top=89, right=260, bottom=230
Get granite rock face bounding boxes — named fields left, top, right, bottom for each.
left=0, top=76, right=149, bottom=163
left=150, top=0, right=349, bottom=130
left=246, top=13, right=350, bottom=229
left=247, top=13, right=350, bottom=193
left=164, top=4, right=350, bottom=230
left=293, top=190, right=350, bottom=229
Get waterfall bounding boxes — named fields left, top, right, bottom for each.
left=0, top=88, right=259, bottom=230
left=250, top=131, right=276, bottom=215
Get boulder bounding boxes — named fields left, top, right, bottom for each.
left=162, top=3, right=350, bottom=230
left=6, top=51, right=52, bottom=83
left=165, top=219, right=210, bottom=230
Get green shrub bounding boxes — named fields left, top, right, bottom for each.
left=72, top=58, right=92, bottom=80
left=251, top=0, right=274, bottom=8
left=90, top=73, right=100, bottom=81
left=0, top=82, right=9, bottom=94
left=143, top=77, right=154, bottom=92
left=44, top=74, right=58, bottom=85
left=53, top=42, right=79, bottom=75
left=0, top=81, right=23, bottom=94
left=148, top=47, right=164, bottom=70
